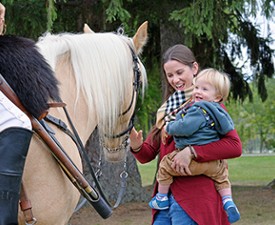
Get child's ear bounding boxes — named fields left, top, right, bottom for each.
left=215, top=95, right=223, bottom=103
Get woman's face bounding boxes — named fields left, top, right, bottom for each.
left=163, top=60, right=198, bottom=91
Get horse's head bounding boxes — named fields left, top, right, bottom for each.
left=85, top=22, right=148, bottom=162
left=82, top=21, right=148, bottom=162
left=36, top=22, right=148, bottom=162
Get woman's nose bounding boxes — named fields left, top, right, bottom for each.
left=173, top=76, right=181, bottom=83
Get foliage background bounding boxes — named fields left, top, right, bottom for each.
left=227, top=78, right=275, bottom=152
left=2, top=0, right=275, bottom=151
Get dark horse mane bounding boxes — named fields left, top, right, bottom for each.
left=0, top=35, right=60, bottom=118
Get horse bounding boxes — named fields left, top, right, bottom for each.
left=0, top=21, right=148, bottom=225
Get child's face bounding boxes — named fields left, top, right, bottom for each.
left=192, top=78, right=221, bottom=102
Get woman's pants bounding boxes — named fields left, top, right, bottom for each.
left=153, top=195, right=197, bottom=225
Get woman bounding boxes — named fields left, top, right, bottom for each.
left=130, top=44, right=242, bottom=225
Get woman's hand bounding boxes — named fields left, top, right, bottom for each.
left=129, top=127, right=143, bottom=151
left=171, top=147, right=193, bottom=175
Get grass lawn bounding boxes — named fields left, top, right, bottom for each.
left=228, top=155, right=275, bottom=186
left=137, top=155, right=275, bottom=187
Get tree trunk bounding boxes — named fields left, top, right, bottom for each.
left=83, top=128, right=151, bottom=207
left=159, top=21, right=185, bottom=56
left=159, top=21, right=186, bottom=96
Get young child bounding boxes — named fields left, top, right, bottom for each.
left=149, top=68, right=240, bottom=223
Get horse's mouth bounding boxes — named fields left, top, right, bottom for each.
left=103, top=146, right=129, bottom=162
left=101, top=136, right=129, bottom=162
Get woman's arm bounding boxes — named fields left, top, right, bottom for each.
left=194, top=129, right=242, bottom=162
left=171, top=129, right=242, bottom=174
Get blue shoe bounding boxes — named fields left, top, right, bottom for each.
left=224, top=201, right=240, bottom=223
left=149, top=196, right=169, bottom=210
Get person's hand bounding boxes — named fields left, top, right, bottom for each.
left=129, top=127, right=143, bottom=151
left=161, top=125, right=169, bottom=145
left=171, top=147, right=193, bottom=175
left=0, top=3, right=6, bottom=35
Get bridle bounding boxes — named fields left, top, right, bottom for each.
left=94, top=42, right=143, bottom=209
left=101, top=43, right=141, bottom=143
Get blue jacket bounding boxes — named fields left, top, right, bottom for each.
left=166, top=101, right=234, bottom=149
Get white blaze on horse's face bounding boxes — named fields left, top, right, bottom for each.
left=84, top=22, right=148, bottom=162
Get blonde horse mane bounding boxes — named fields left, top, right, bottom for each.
left=36, top=31, right=147, bottom=135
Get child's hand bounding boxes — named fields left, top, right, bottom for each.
left=163, top=124, right=167, bottom=132
left=161, top=124, right=169, bottom=145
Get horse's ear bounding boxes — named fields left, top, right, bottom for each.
left=132, top=21, right=148, bottom=55
left=83, top=23, right=95, bottom=33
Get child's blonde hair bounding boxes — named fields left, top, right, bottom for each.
left=193, top=68, right=231, bottom=102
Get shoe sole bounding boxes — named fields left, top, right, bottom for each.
left=149, top=201, right=169, bottom=210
